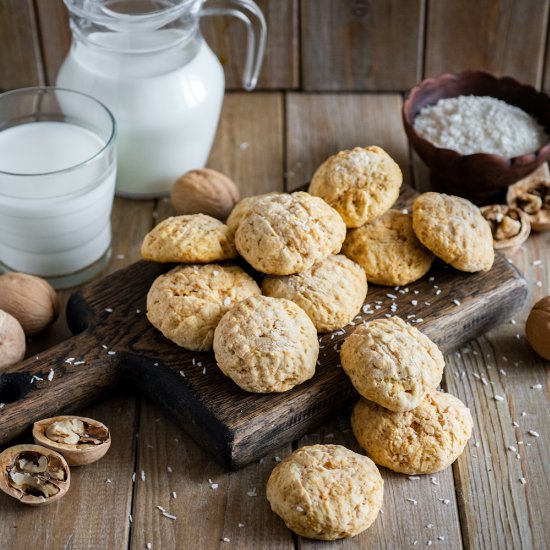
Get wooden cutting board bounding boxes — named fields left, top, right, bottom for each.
left=0, top=187, right=528, bottom=468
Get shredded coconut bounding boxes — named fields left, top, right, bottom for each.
left=413, top=95, right=547, bottom=157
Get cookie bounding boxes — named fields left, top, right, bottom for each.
left=235, top=192, right=346, bottom=275
left=341, top=316, right=444, bottom=412
left=213, top=295, right=318, bottom=393
left=342, top=209, right=434, bottom=286
left=308, top=146, right=403, bottom=228
left=262, top=255, right=367, bottom=332
left=351, top=390, right=473, bottom=475
left=266, top=444, right=383, bottom=540
left=226, top=192, right=281, bottom=232
left=141, top=214, right=237, bottom=263
left=146, top=264, right=260, bottom=352
left=412, top=192, right=494, bottom=272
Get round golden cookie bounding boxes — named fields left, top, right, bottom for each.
left=213, top=295, right=318, bottom=393
left=262, top=255, right=367, bottom=332
left=341, top=316, right=444, bottom=412
left=342, top=209, right=434, bottom=286
left=146, top=264, right=260, bottom=352
left=266, top=444, right=384, bottom=540
left=226, top=192, right=281, bottom=232
left=235, top=192, right=346, bottom=275
left=351, top=390, right=473, bottom=475
left=308, top=146, right=403, bottom=228
left=412, top=192, right=494, bottom=272
left=141, top=213, right=237, bottom=263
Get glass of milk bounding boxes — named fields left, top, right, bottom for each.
left=0, top=87, right=117, bottom=289
left=57, top=0, right=266, bottom=198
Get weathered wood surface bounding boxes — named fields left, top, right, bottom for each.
left=424, top=0, right=549, bottom=87
left=0, top=0, right=43, bottom=91
left=1, top=91, right=549, bottom=549
left=300, top=0, right=425, bottom=91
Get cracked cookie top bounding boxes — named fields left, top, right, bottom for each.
left=235, top=192, right=346, bottom=275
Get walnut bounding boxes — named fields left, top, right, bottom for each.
left=0, top=309, right=26, bottom=369
left=526, top=296, right=550, bottom=360
left=33, top=416, right=111, bottom=466
left=0, top=273, right=59, bottom=335
left=0, top=444, right=70, bottom=506
left=170, top=168, right=241, bottom=220
left=480, top=205, right=530, bottom=250
left=507, top=178, right=550, bottom=232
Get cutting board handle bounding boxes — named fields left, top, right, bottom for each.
left=0, top=332, right=119, bottom=446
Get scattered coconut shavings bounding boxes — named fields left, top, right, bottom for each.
left=107, top=351, right=116, bottom=356
left=222, top=537, right=231, bottom=543
left=146, top=543, right=152, bottom=549
left=406, top=498, right=417, bottom=505
left=141, top=470, right=146, bottom=481
left=528, top=430, right=540, bottom=438
left=493, top=395, right=504, bottom=402
left=508, top=446, right=517, bottom=452
left=65, top=357, right=75, bottom=364
left=238, top=523, right=245, bottom=528
left=440, top=498, right=451, bottom=505
left=531, top=384, right=543, bottom=389
left=519, top=477, right=527, bottom=485
left=452, top=299, right=461, bottom=306
left=167, top=466, right=173, bottom=473
left=247, top=487, right=258, bottom=497
left=47, top=369, right=54, bottom=382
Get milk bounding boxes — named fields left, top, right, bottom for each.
left=57, top=33, right=225, bottom=198
left=0, top=121, right=116, bottom=281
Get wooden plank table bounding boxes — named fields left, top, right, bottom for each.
left=1, top=92, right=549, bottom=550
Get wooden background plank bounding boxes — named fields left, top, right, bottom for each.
left=424, top=0, right=550, bottom=86
left=301, top=0, right=425, bottom=91
left=0, top=0, right=43, bottom=91
left=33, top=0, right=71, bottom=86
left=203, top=0, right=299, bottom=89
left=285, top=93, right=411, bottom=190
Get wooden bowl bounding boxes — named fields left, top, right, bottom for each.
left=402, top=71, right=550, bottom=205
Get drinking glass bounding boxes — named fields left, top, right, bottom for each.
left=0, top=87, right=117, bottom=288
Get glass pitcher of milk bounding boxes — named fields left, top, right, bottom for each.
left=57, top=0, right=266, bottom=198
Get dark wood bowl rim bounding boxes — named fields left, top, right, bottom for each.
left=402, top=70, right=550, bottom=166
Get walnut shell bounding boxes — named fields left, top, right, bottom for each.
left=33, top=416, right=111, bottom=466
left=170, top=168, right=241, bottom=220
left=0, top=273, right=59, bottom=335
left=526, top=296, right=550, bottom=360
left=506, top=178, right=550, bottom=232
left=0, top=309, right=25, bottom=369
left=0, top=444, right=70, bottom=506
left=480, top=204, right=531, bottom=250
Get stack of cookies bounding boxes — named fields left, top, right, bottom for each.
left=309, top=145, right=494, bottom=284
left=142, top=190, right=368, bottom=394
left=341, top=316, right=473, bottom=475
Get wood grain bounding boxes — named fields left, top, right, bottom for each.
left=425, top=0, right=550, bottom=86
left=444, top=231, right=550, bottom=549
left=33, top=0, right=71, bottom=85
left=129, top=400, right=294, bottom=550
left=206, top=93, right=285, bottom=197
left=285, top=93, right=412, bottom=190
left=300, top=0, right=425, bottom=91
left=0, top=0, right=43, bottom=90
left=203, top=0, right=299, bottom=89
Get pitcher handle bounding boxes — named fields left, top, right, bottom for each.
left=201, top=0, right=267, bottom=91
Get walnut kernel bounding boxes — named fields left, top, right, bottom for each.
left=0, top=444, right=70, bottom=506
left=33, top=416, right=111, bottom=466
left=480, top=205, right=530, bottom=249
